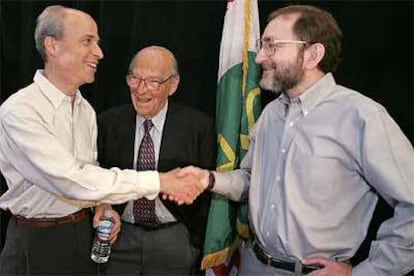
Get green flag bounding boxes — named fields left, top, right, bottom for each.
left=202, top=0, right=261, bottom=270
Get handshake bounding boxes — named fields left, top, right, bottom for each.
left=159, top=166, right=211, bottom=205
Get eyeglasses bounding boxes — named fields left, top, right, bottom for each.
left=256, top=37, right=309, bottom=56
left=126, top=74, right=175, bottom=90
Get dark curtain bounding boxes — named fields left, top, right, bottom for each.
left=1, top=0, right=413, bottom=267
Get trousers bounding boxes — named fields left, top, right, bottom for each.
left=0, top=214, right=96, bottom=275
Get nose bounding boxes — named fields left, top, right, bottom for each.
left=131, top=79, right=147, bottom=95
left=94, top=43, right=104, bottom=60
left=255, top=48, right=266, bottom=65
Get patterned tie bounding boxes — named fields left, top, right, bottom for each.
left=133, top=119, right=160, bottom=227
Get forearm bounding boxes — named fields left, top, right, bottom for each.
left=1, top=112, right=160, bottom=204
left=66, top=166, right=160, bottom=203
left=212, top=169, right=249, bottom=202
left=354, top=110, right=414, bottom=275
left=352, top=203, right=414, bottom=275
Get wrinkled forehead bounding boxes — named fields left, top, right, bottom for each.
left=132, top=50, right=174, bottom=76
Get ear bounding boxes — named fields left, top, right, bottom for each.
left=304, top=43, right=325, bottom=70
left=44, top=36, right=58, bottom=58
left=168, top=75, right=180, bottom=96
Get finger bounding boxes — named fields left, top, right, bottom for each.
left=173, top=193, right=190, bottom=205
left=177, top=166, right=195, bottom=177
left=302, top=257, right=330, bottom=266
left=167, top=193, right=185, bottom=204
left=108, top=210, right=121, bottom=239
left=184, top=199, right=193, bottom=205
left=109, top=234, right=118, bottom=245
left=169, top=167, right=181, bottom=174
left=92, top=210, right=103, bottom=228
left=183, top=193, right=195, bottom=205
left=109, top=226, right=120, bottom=241
left=111, top=221, right=121, bottom=234
left=191, top=185, right=203, bottom=196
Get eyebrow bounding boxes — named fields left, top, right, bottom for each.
left=262, top=36, right=275, bottom=40
left=134, top=74, right=163, bottom=79
left=82, top=34, right=100, bottom=43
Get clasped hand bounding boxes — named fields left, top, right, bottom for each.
left=160, top=166, right=209, bottom=205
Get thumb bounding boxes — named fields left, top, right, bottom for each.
left=93, top=213, right=102, bottom=228
left=177, top=166, right=194, bottom=177
left=169, top=167, right=181, bottom=174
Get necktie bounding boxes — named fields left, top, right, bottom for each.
left=133, top=119, right=160, bottom=227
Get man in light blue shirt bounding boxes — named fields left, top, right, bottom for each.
left=183, top=5, right=414, bottom=275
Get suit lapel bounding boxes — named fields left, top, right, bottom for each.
left=159, top=103, right=182, bottom=171
left=119, top=105, right=137, bottom=169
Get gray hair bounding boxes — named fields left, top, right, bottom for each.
left=34, top=5, right=67, bottom=61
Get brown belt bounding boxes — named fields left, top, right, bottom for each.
left=14, top=209, right=90, bottom=228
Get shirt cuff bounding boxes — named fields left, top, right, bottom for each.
left=352, top=260, right=377, bottom=276
left=136, top=171, right=160, bottom=200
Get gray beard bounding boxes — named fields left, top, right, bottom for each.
left=259, top=78, right=282, bottom=94
left=259, top=51, right=305, bottom=94
left=259, top=65, right=304, bottom=94
left=259, top=74, right=301, bottom=94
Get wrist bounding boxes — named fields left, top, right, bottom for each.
left=94, top=203, right=111, bottom=212
left=159, top=172, right=167, bottom=193
left=207, top=171, right=215, bottom=191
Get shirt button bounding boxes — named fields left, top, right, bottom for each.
left=289, top=122, right=294, bottom=127
left=271, top=204, right=275, bottom=209
left=281, top=148, right=286, bottom=153
left=304, top=110, right=309, bottom=116
left=266, top=231, right=270, bottom=237
left=276, top=176, right=281, bottom=181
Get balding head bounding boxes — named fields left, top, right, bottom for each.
left=129, top=46, right=179, bottom=77
left=34, top=5, right=96, bottom=62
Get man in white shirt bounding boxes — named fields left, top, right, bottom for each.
left=0, top=5, right=201, bottom=275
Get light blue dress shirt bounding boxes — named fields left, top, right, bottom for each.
left=214, top=73, right=414, bottom=275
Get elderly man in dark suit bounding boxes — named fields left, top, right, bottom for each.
left=97, top=46, right=215, bottom=275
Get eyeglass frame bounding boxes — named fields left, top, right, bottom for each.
left=256, top=37, right=312, bottom=56
left=126, top=73, right=176, bottom=90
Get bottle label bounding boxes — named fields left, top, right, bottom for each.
left=97, top=220, right=113, bottom=241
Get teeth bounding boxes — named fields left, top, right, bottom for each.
left=139, top=99, right=151, bottom=103
left=87, top=63, right=97, bottom=68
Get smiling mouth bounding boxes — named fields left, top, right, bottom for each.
left=137, top=98, right=152, bottom=104
left=86, top=62, right=98, bottom=70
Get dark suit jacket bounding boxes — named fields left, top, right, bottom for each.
left=97, top=102, right=216, bottom=249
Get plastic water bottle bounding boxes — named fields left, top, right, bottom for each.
left=90, top=210, right=114, bottom=263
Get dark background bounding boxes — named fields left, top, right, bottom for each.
left=1, top=0, right=413, bottom=268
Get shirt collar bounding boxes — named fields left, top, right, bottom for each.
left=33, top=70, right=83, bottom=109
left=275, top=73, right=336, bottom=115
left=136, top=101, right=168, bottom=132
left=298, top=73, right=336, bottom=114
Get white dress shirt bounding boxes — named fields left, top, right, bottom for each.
left=121, top=102, right=176, bottom=224
left=0, top=70, right=160, bottom=218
